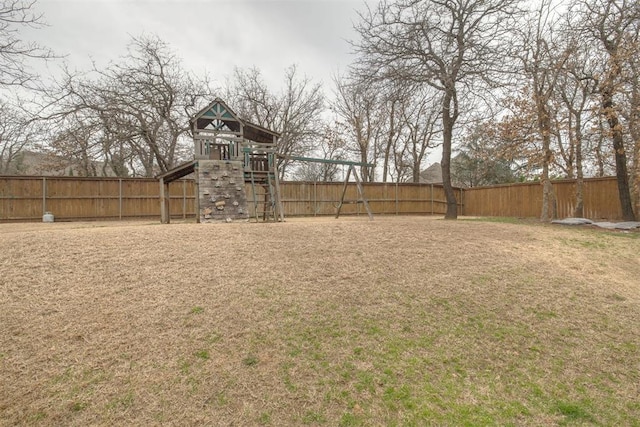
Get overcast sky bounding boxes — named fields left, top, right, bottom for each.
left=18, top=0, right=447, bottom=167
left=26, top=0, right=368, bottom=91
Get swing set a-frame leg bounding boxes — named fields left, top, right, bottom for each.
left=335, top=165, right=373, bottom=220
left=335, top=165, right=352, bottom=219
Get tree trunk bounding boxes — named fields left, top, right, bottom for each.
left=629, top=67, right=640, bottom=220
left=382, top=101, right=395, bottom=183
left=633, top=142, right=640, bottom=219
left=541, top=174, right=556, bottom=221
left=574, top=178, right=584, bottom=218
left=632, top=121, right=640, bottom=218
left=602, top=90, right=636, bottom=221
left=360, top=150, right=369, bottom=183
left=441, top=92, right=457, bottom=220
left=595, top=123, right=606, bottom=177
left=537, top=97, right=556, bottom=222
left=574, top=114, right=584, bottom=218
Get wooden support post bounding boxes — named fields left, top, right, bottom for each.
left=431, top=184, right=434, bottom=215
left=336, top=166, right=373, bottom=220
left=335, top=165, right=353, bottom=219
left=182, top=180, right=187, bottom=219
left=352, top=166, right=374, bottom=221
left=42, top=177, right=46, bottom=217
left=263, top=183, right=270, bottom=222
left=160, top=178, right=170, bottom=224
left=273, top=158, right=285, bottom=222
left=156, top=160, right=196, bottom=223
left=250, top=170, right=259, bottom=222
left=194, top=163, right=200, bottom=223
left=395, top=182, right=399, bottom=215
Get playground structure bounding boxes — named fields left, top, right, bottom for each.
left=158, top=99, right=283, bottom=223
left=158, top=98, right=372, bottom=223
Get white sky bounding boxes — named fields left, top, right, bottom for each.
left=21, top=0, right=442, bottom=167
left=26, top=0, right=368, bottom=91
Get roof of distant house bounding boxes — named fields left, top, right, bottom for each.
left=419, top=162, right=442, bottom=184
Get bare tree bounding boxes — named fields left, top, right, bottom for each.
left=46, top=109, right=133, bottom=177
left=575, top=0, right=639, bottom=220
left=0, top=100, right=42, bottom=173
left=626, top=52, right=640, bottom=219
left=332, top=73, right=384, bottom=182
left=331, top=74, right=440, bottom=183
left=376, top=82, right=405, bottom=182
left=397, top=87, right=441, bottom=183
left=290, top=123, right=347, bottom=182
left=45, top=35, right=212, bottom=177
left=555, top=28, right=600, bottom=217
left=353, top=0, right=522, bottom=218
left=0, top=0, right=54, bottom=88
left=226, top=65, right=324, bottom=179
left=514, top=0, right=574, bottom=221
left=48, top=118, right=102, bottom=176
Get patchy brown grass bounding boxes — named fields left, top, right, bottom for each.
left=1, top=216, right=639, bottom=426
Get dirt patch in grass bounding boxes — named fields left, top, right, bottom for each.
left=1, top=216, right=639, bottom=426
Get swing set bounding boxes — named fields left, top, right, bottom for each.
left=278, top=154, right=374, bottom=221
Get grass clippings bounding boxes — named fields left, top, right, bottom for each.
left=1, top=216, right=639, bottom=426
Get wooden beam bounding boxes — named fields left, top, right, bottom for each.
left=278, top=154, right=374, bottom=168
left=156, top=160, right=196, bottom=183
left=193, top=132, right=242, bottom=139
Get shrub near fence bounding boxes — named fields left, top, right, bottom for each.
left=463, top=176, right=622, bottom=220
left=0, top=176, right=461, bottom=222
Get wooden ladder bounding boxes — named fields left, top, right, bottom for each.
left=249, top=170, right=277, bottom=222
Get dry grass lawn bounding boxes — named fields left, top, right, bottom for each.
left=1, top=216, right=639, bottom=426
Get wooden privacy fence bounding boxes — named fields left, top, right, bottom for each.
left=279, top=181, right=461, bottom=217
left=0, top=175, right=623, bottom=222
left=463, top=177, right=623, bottom=220
left=0, top=176, right=461, bottom=221
left=0, top=176, right=195, bottom=221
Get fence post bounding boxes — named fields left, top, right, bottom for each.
left=42, top=177, right=46, bottom=216
left=395, top=182, right=399, bottom=215
left=183, top=180, right=187, bottom=219
left=356, top=182, right=360, bottom=216
left=119, top=179, right=123, bottom=220
left=314, top=181, right=317, bottom=216
left=431, top=184, right=434, bottom=215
